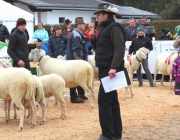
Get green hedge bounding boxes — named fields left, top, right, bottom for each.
left=34, top=20, right=180, bottom=40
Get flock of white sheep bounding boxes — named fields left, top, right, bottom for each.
left=0, top=44, right=178, bottom=131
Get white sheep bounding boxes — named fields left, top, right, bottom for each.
left=87, top=55, right=134, bottom=99
left=124, top=47, right=151, bottom=86
left=10, top=75, right=46, bottom=125
left=39, top=74, right=66, bottom=119
left=29, top=48, right=94, bottom=109
left=0, top=58, right=12, bottom=68
left=57, top=55, right=133, bottom=99
left=153, top=52, right=178, bottom=90
left=0, top=68, right=36, bottom=131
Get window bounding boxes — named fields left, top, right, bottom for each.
left=59, top=17, right=65, bottom=24
left=91, top=17, right=96, bottom=23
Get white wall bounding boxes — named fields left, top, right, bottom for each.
left=13, top=3, right=126, bottom=25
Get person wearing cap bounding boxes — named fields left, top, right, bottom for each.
left=0, top=21, right=9, bottom=42
left=124, top=18, right=138, bottom=41
left=62, top=19, right=73, bottom=38
left=89, top=3, right=126, bottom=140
left=85, top=22, right=98, bottom=54
left=66, top=17, right=88, bottom=103
left=172, top=48, right=180, bottom=95
left=141, top=16, right=156, bottom=40
left=129, top=24, right=154, bottom=87
left=48, top=25, right=68, bottom=58
left=161, top=28, right=173, bottom=40
left=7, top=18, right=30, bottom=70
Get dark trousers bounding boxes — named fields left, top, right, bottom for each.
left=98, top=67, right=122, bottom=139
left=12, top=60, right=30, bottom=71
left=137, top=58, right=153, bottom=84
left=0, top=39, right=5, bottom=42
left=70, top=86, right=85, bottom=100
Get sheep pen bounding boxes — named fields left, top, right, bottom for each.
left=0, top=80, right=180, bottom=139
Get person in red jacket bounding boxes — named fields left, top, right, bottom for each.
left=85, top=22, right=98, bottom=54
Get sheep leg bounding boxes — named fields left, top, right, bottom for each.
left=161, top=74, right=164, bottom=86
left=84, top=87, right=94, bottom=109
left=169, top=75, right=173, bottom=90
left=153, top=70, right=158, bottom=87
left=13, top=103, right=17, bottom=119
left=54, top=95, right=66, bottom=119
left=4, top=100, right=9, bottom=123
left=88, top=87, right=95, bottom=99
left=26, top=98, right=36, bottom=128
left=39, top=98, right=46, bottom=124
left=128, top=85, right=134, bottom=98
left=12, top=100, right=25, bottom=132
left=45, top=98, right=49, bottom=107
left=123, top=87, right=127, bottom=100
left=129, top=72, right=134, bottom=86
left=7, top=100, right=11, bottom=122
left=54, top=98, right=58, bottom=106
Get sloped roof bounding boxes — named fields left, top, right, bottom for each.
left=14, top=0, right=160, bottom=18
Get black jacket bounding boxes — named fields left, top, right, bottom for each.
left=160, top=34, right=173, bottom=40
left=48, top=34, right=68, bottom=58
left=94, top=18, right=125, bottom=69
left=0, top=24, right=9, bottom=41
left=7, top=28, right=29, bottom=62
left=11, top=27, right=29, bottom=41
left=129, top=36, right=153, bottom=54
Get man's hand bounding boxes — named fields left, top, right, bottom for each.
left=18, top=60, right=25, bottom=67
left=36, top=44, right=42, bottom=49
left=108, top=69, right=116, bottom=79
left=89, top=29, right=96, bottom=39
left=177, top=38, right=180, bottom=43
left=174, top=74, right=176, bottom=77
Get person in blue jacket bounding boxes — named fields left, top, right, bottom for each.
left=48, top=26, right=68, bottom=58
left=33, top=22, right=49, bottom=43
left=33, top=22, right=49, bottom=54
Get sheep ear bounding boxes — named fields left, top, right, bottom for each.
left=140, top=52, right=147, bottom=59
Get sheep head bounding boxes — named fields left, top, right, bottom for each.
left=29, top=48, right=46, bottom=63
left=57, top=55, right=66, bottom=60
left=136, top=47, right=150, bottom=60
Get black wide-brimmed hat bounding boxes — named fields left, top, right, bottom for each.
left=94, top=3, right=118, bottom=15
left=65, top=19, right=72, bottom=25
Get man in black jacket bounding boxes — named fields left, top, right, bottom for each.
left=90, top=3, right=125, bottom=140
left=7, top=18, right=30, bottom=70
left=0, top=21, right=9, bottom=42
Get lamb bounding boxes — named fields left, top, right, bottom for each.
left=124, top=47, right=151, bottom=86
left=38, top=74, right=66, bottom=119
left=29, top=48, right=94, bottom=109
left=0, top=68, right=36, bottom=131
left=153, top=52, right=178, bottom=90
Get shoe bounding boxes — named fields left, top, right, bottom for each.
left=139, top=83, right=143, bottom=86
left=114, top=137, right=122, bottom=140
left=150, top=83, right=154, bottom=87
left=97, top=135, right=113, bottom=140
left=78, top=95, right=88, bottom=100
left=70, top=97, right=84, bottom=103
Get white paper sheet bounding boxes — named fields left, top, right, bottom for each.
left=101, top=71, right=128, bottom=93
